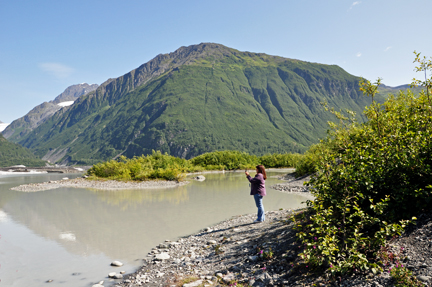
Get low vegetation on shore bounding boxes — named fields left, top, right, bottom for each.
left=290, top=52, right=432, bottom=284
left=87, top=150, right=311, bottom=181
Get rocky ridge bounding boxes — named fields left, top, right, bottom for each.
left=2, top=83, right=98, bottom=142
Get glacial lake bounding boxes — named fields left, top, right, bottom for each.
left=0, top=169, right=312, bottom=286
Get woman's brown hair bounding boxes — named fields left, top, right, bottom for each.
left=256, top=165, right=267, bottom=180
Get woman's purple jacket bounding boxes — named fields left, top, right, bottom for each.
left=247, top=173, right=266, bottom=196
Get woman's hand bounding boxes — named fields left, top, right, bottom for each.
left=245, top=171, right=250, bottom=176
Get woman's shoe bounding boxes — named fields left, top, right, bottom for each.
left=253, top=219, right=263, bottom=223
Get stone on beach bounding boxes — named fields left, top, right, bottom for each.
left=182, top=279, right=203, bottom=287
left=418, top=275, right=431, bottom=282
left=155, top=253, right=170, bottom=261
left=222, top=273, right=235, bottom=283
left=110, top=260, right=123, bottom=267
left=248, top=255, right=258, bottom=261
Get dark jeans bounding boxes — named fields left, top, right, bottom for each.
left=253, top=194, right=265, bottom=221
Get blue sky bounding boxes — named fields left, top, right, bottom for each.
left=1, top=0, right=431, bottom=123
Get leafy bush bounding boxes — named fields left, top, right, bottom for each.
left=189, top=150, right=258, bottom=170
left=293, top=52, right=432, bottom=275
left=259, top=153, right=303, bottom=169
left=293, top=143, right=331, bottom=177
left=88, top=151, right=195, bottom=181
left=390, top=264, right=423, bottom=287
left=88, top=149, right=314, bottom=181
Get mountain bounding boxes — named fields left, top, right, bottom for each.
left=378, top=83, right=424, bottom=96
left=2, top=83, right=98, bottom=141
left=16, top=43, right=389, bottom=165
left=0, top=133, right=45, bottom=167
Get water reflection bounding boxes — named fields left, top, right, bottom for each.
left=0, top=170, right=311, bottom=287
left=91, top=184, right=190, bottom=209
left=0, top=209, right=9, bottom=222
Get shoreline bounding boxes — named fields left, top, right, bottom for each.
left=102, top=209, right=432, bottom=287
left=10, top=177, right=190, bottom=192
left=9, top=168, right=299, bottom=193
left=87, top=173, right=432, bottom=287
left=110, top=208, right=300, bottom=287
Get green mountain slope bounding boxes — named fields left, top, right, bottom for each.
left=377, top=84, right=424, bottom=96
left=0, top=134, right=45, bottom=167
left=18, top=43, right=386, bottom=165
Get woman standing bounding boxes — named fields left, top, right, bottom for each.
left=245, top=165, right=267, bottom=223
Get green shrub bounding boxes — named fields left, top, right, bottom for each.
left=189, top=150, right=258, bottom=170
left=88, top=151, right=194, bottom=181
left=260, top=152, right=302, bottom=169
left=88, top=149, right=318, bottom=181
left=293, top=143, right=331, bottom=177
left=293, top=52, right=432, bottom=275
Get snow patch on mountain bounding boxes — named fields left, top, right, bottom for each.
left=57, top=101, right=74, bottom=107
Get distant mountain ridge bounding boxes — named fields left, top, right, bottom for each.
left=2, top=83, right=98, bottom=141
left=14, top=43, right=402, bottom=165
left=0, top=133, right=45, bottom=167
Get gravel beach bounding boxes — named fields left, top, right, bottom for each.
left=102, top=209, right=432, bottom=287
left=88, top=174, right=432, bottom=287
left=10, top=177, right=189, bottom=192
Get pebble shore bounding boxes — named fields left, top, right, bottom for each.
left=89, top=174, right=432, bottom=287
left=10, top=177, right=189, bottom=192
left=270, top=174, right=311, bottom=194
left=102, top=211, right=432, bottom=287
left=112, top=208, right=300, bottom=287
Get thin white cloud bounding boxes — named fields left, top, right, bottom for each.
left=39, top=62, right=74, bottom=79
left=349, top=1, right=361, bottom=9
left=356, top=52, right=362, bottom=57
left=384, top=46, right=392, bottom=52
